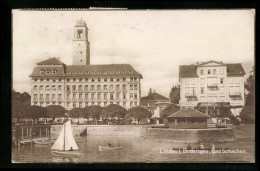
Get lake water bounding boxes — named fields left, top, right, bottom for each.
left=12, top=124, right=255, bottom=163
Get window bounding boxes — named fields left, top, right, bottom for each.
left=123, top=102, right=126, bottom=107
left=46, top=94, right=50, bottom=101
left=236, top=78, right=239, bottom=84
left=73, top=78, right=76, bottom=82
left=40, top=78, right=43, bottom=82
left=110, top=94, right=113, bottom=100
left=130, top=77, right=133, bottom=82
left=123, top=77, right=126, bottom=81
left=58, top=94, right=62, bottom=100
left=220, top=78, right=224, bottom=84
left=134, top=102, right=137, bottom=106
left=85, top=78, right=88, bottom=82
left=67, top=94, right=70, bottom=100
left=67, top=78, right=70, bottom=82
left=58, top=86, right=62, bottom=91
left=52, top=70, right=57, bottom=74
left=33, top=86, right=37, bottom=91
left=40, top=94, right=43, bottom=100
left=200, top=69, right=204, bottom=75
left=208, top=69, right=211, bottom=75
left=220, top=69, right=224, bottom=74
left=79, top=102, right=82, bottom=108
left=117, top=78, right=120, bottom=81
left=116, top=93, right=120, bottom=100
left=34, top=78, right=37, bottom=82
left=104, top=94, right=107, bottom=100
left=85, top=94, right=88, bottom=100
left=34, top=94, right=37, bottom=100
left=77, top=29, right=83, bottom=39
left=104, top=78, right=107, bottom=82
left=104, top=102, right=107, bottom=106
left=46, top=70, right=51, bottom=74
left=220, top=87, right=224, bottom=94
left=134, top=94, right=137, bottom=99
left=52, top=94, right=56, bottom=100
left=103, top=85, right=108, bottom=92
left=134, top=77, right=137, bottom=81
left=73, top=103, right=76, bottom=108
left=130, top=85, right=133, bottom=90
left=123, top=94, right=126, bottom=99
left=92, top=79, right=95, bottom=82
left=79, top=78, right=82, bottom=82
left=134, top=85, right=138, bottom=90
left=130, top=102, right=133, bottom=107
left=72, top=85, right=76, bottom=92
left=98, top=94, right=101, bottom=100
left=84, top=85, right=88, bottom=92
left=213, top=69, right=217, bottom=75
left=53, top=79, right=56, bottom=82
left=98, top=78, right=101, bottom=82
left=79, top=94, right=82, bottom=100
left=97, top=85, right=101, bottom=91
left=110, top=78, right=113, bottom=82
left=109, top=85, right=113, bottom=92
left=40, top=70, right=45, bottom=74
left=46, top=78, right=49, bottom=82
left=200, top=87, right=204, bottom=94
left=73, top=94, right=76, bottom=100
left=130, top=93, right=133, bottom=99
left=39, top=86, right=43, bottom=91
left=91, top=94, right=95, bottom=100
left=59, top=78, right=62, bottom=82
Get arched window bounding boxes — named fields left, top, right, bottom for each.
left=103, top=85, right=108, bottom=92
left=109, top=85, right=113, bottom=92
left=84, top=85, right=88, bottom=92
left=39, top=85, right=44, bottom=91
left=116, top=84, right=120, bottom=92
left=58, top=85, right=62, bottom=91
left=51, top=85, right=56, bottom=92
left=33, top=86, right=37, bottom=91
left=90, top=85, right=95, bottom=92
left=72, top=85, right=76, bottom=92
left=66, top=85, right=70, bottom=92
left=45, top=85, right=50, bottom=92
left=97, top=85, right=101, bottom=92
left=78, top=85, right=83, bottom=92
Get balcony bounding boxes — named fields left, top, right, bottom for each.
left=229, top=92, right=242, bottom=100
left=207, top=83, right=218, bottom=88
left=185, top=94, right=198, bottom=101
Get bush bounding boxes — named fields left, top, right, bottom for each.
left=240, top=105, right=255, bottom=124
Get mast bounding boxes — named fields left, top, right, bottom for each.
left=63, top=123, right=65, bottom=151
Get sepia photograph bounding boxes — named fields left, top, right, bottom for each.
left=11, top=9, right=255, bottom=163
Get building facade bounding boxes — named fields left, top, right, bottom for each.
left=29, top=20, right=142, bottom=110
left=141, top=91, right=171, bottom=124
left=179, top=60, right=245, bottom=116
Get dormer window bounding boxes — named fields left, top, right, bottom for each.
left=79, top=71, right=83, bottom=74
left=46, top=70, right=51, bottom=74
left=73, top=71, right=77, bottom=74
left=40, top=70, right=45, bottom=74
left=52, top=69, right=57, bottom=74
left=91, top=71, right=95, bottom=74
left=129, top=70, right=133, bottom=73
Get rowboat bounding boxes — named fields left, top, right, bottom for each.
left=98, top=146, right=123, bottom=150
left=51, top=150, right=80, bottom=157
left=35, top=140, right=51, bottom=145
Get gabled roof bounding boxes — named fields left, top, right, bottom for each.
left=37, top=57, right=65, bottom=65
left=227, top=63, right=246, bottom=76
left=29, top=66, right=66, bottom=77
left=141, top=92, right=170, bottom=101
left=198, top=60, right=225, bottom=66
left=179, top=65, right=198, bottom=78
left=65, top=64, right=143, bottom=78
left=167, top=109, right=211, bottom=118
left=179, top=61, right=246, bottom=78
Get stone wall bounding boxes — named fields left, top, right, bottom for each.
left=143, top=128, right=234, bottom=143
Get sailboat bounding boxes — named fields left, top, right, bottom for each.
left=51, top=120, right=80, bottom=157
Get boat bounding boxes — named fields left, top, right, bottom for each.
left=35, top=139, right=51, bottom=145
left=98, top=146, right=123, bottom=150
left=51, top=120, right=80, bottom=156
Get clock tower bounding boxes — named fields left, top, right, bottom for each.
left=72, top=19, right=90, bottom=65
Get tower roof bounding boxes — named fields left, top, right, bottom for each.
left=141, top=92, right=169, bottom=101
left=36, top=57, right=64, bottom=65
left=75, top=19, right=87, bottom=27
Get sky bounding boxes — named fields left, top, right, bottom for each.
left=12, top=10, right=255, bottom=98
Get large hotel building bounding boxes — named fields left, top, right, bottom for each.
left=30, top=20, right=142, bottom=110
left=179, top=60, right=245, bottom=116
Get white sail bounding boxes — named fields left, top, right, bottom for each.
left=51, top=120, right=79, bottom=151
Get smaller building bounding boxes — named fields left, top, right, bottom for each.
left=166, top=109, right=211, bottom=129
left=141, top=90, right=171, bottom=124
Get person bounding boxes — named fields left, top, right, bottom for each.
left=199, top=143, right=204, bottom=150
left=187, top=143, right=192, bottom=150
left=69, top=147, right=73, bottom=151
left=108, top=143, right=112, bottom=147
left=210, top=144, right=215, bottom=151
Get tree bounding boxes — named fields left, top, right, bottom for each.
left=85, top=105, right=102, bottom=124
left=160, top=104, right=180, bottom=119
left=100, top=104, right=127, bottom=124
left=169, top=85, right=180, bottom=104
left=28, top=105, right=48, bottom=124
left=69, top=108, right=86, bottom=124
left=125, top=107, right=152, bottom=124
left=45, top=105, right=66, bottom=122
left=12, top=101, right=30, bottom=122
left=240, top=66, right=255, bottom=123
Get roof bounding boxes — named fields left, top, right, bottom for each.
left=167, top=109, right=211, bottom=118
left=179, top=65, right=198, bottom=78
left=227, top=63, right=246, bottom=76
left=198, top=60, right=225, bottom=66
left=179, top=62, right=245, bottom=78
left=65, top=64, right=142, bottom=78
left=37, top=57, right=64, bottom=65
left=30, top=58, right=143, bottom=78
left=141, top=92, right=170, bottom=101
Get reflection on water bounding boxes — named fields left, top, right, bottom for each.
left=12, top=124, right=255, bottom=163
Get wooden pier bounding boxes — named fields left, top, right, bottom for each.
left=12, top=124, right=51, bottom=147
